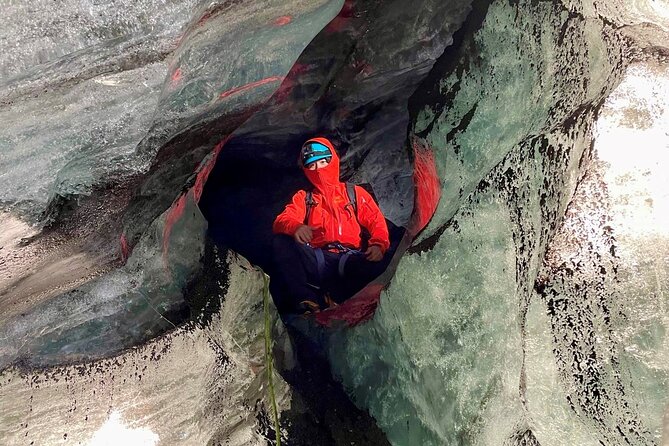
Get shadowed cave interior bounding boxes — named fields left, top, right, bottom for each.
left=198, top=131, right=407, bottom=306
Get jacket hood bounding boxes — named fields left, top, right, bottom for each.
left=302, top=137, right=340, bottom=193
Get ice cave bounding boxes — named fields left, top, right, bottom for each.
left=1, top=0, right=668, bottom=445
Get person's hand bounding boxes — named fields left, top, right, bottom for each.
left=294, top=225, right=314, bottom=244
left=364, top=245, right=383, bottom=262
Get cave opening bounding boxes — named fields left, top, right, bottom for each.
left=192, top=1, right=459, bottom=314
left=188, top=2, right=437, bottom=315
left=198, top=125, right=410, bottom=310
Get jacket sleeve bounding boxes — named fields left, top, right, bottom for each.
left=355, top=187, right=390, bottom=254
left=273, top=190, right=307, bottom=236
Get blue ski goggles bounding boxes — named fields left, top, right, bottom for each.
left=301, top=142, right=332, bottom=167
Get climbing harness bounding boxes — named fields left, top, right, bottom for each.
left=303, top=183, right=364, bottom=286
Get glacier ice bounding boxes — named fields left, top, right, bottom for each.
left=1, top=0, right=669, bottom=445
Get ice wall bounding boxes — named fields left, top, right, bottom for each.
left=1, top=0, right=669, bottom=444
left=0, top=0, right=196, bottom=220
left=319, top=1, right=667, bottom=445
left=533, top=60, right=669, bottom=445
left=0, top=253, right=291, bottom=445
left=0, top=0, right=343, bottom=226
left=0, top=0, right=344, bottom=365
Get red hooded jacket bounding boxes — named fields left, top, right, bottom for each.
left=273, top=137, right=390, bottom=254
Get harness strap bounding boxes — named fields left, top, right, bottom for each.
left=338, top=251, right=354, bottom=277
left=314, top=248, right=326, bottom=283
left=304, top=190, right=317, bottom=225
left=304, top=184, right=358, bottom=225
left=303, top=184, right=364, bottom=256
left=345, top=182, right=357, bottom=215
left=322, top=242, right=361, bottom=254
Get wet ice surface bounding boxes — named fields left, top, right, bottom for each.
left=321, top=0, right=622, bottom=442
left=0, top=0, right=344, bottom=367
left=519, top=61, right=669, bottom=445
left=0, top=0, right=195, bottom=80
left=0, top=254, right=289, bottom=445
left=593, top=61, right=669, bottom=442
left=0, top=198, right=206, bottom=369
left=1, top=0, right=669, bottom=445
left=0, top=62, right=165, bottom=218
left=319, top=4, right=668, bottom=446
left=0, top=0, right=196, bottom=220
left=0, top=0, right=344, bottom=222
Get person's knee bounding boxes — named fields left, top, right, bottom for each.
left=344, top=255, right=385, bottom=282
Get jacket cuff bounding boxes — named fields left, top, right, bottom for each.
left=284, top=220, right=303, bottom=236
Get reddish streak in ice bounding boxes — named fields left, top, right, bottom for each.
left=315, top=283, right=384, bottom=327
left=325, top=0, right=355, bottom=33
left=286, top=62, right=311, bottom=77
left=120, top=233, right=129, bottom=262
left=162, top=136, right=231, bottom=269
left=218, top=76, right=284, bottom=100
left=273, top=15, right=292, bottom=26
left=359, top=63, right=373, bottom=77
left=193, top=137, right=229, bottom=203
left=196, top=11, right=214, bottom=27
left=352, top=59, right=373, bottom=77
left=162, top=193, right=188, bottom=268
left=174, top=32, right=185, bottom=49
left=271, top=63, right=311, bottom=103
left=170, top=68, right=182, bottom=87
left=315, top=139, right=441, bottom=327
left=409, top=139, right=441, bottom=236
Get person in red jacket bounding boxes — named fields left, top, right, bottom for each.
left=271, top=136, right=390, bottom=313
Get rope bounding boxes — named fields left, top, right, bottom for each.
left=261, top=271, right=282, bottom=446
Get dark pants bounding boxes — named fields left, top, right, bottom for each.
left=270, top=234, right=387, bottom=313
